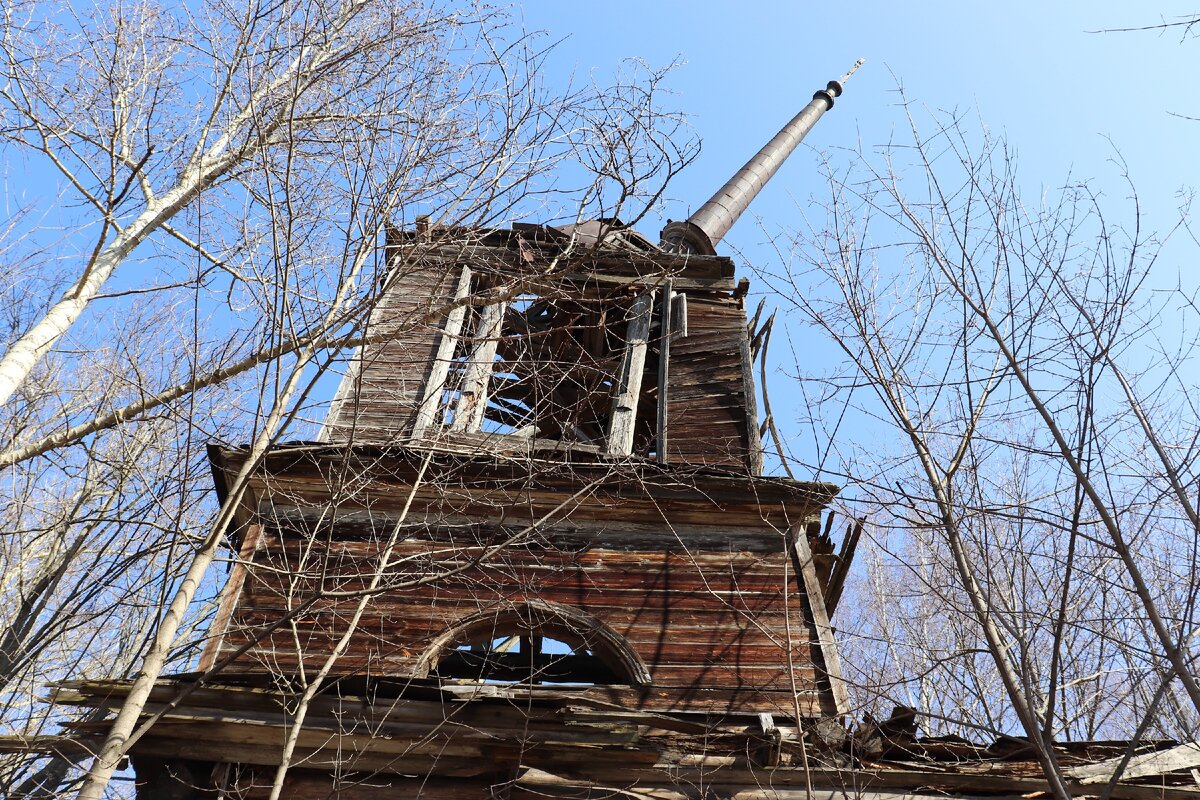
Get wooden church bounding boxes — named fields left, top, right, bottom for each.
left=42, top=64, right=1200, bottom=800
left=82, top=65, right=857, bottom=799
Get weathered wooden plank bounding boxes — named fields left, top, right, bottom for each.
left=273, top=551, right=792, bottom=575
left=215, top=645, right=818, bottom=689
left=604, top=291, right=654, bottom=456
left=1066, top=741, right=1200, bottom=784
left=411, top=264, right=473, bottom=438
left=790, top=524, right=850, bottom=717
left=449, top=299, right=506, bottom=433
left=739, top=324, right=764, bottom=475
left=656, top=281, right=673, bottom=465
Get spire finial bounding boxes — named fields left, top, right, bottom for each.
left=840, top=58, right=866, bottom=86
left=661, top=60, right=865, bottom=255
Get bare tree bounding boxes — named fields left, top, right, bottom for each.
left=762, top=100, right=1200, bottom=792
left=0, top=2, right=697, bottom=797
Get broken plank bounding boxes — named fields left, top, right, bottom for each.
left=1067, top=741, right=1200, bottom=784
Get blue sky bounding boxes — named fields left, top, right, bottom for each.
left=520, top=1, right=1200, bottom=477
left=523, top=1, right=1198, bottom=254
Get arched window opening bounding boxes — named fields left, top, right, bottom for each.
left=433, top=632, right=619, bottom=686
left=421, top=602, right=651, bottom=687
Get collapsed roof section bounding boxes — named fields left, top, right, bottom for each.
left=322, top=60, right=868, bottom=473
left=322, top=218, right=765, bottom=472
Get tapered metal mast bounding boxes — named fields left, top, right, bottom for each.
left=661, top=59, right=864, bottom=255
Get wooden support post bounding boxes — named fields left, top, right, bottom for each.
left=450, top=300, right=506, bottom=432
left=740, top=325, right=764, bottom=475
left=605, top=292, right=654, bottom=456
left=411, top=265, right=472, bottom=439
left=655, top=281, right=672, bottom=464
left=790, top=522, right=851, bottom=717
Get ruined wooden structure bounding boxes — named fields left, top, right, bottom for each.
left=109, top=66, right=858, bottom=799
left=25, top=62, right=1200, bottom=800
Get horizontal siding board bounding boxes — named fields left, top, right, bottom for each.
left=218, top=524, right=829, bottom=709
left=665, top=295, right=751, bottom=469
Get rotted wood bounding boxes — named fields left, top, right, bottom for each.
left=663, top=296, right=755, bottom=468
left=450, top=299, right=507, bottom=432
left=824, top=517, right=864, bottom=617
left=747, top=298, right=766, bottom=344
left=1066, top=741, right=1200, bottom=784
left=749, top=309, right=774, bottom=361
left=656, top=280, right=672, bottom=464
left=411, top=264, right=473, bottom=438
left=790, top=523, right=850, bottom=717
left=740, top=324, right=764, bottom=475
left=605, top=292, right=654, bottom=456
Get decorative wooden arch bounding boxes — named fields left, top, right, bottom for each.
left=416, top=599, right=652, bottom=686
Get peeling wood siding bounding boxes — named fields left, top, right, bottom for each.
left=323, top=258, right=460, bottom=444
left=213, top=525, right=832, bottom=715
left=665, top=295, right=753, bottom=469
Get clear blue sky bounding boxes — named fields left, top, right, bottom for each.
left=521, top=1, right=1199, bottom=476
left=523, top=1, right=1198, bottom=255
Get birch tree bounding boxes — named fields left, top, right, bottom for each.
left=0, top=2, right=696, bottom=797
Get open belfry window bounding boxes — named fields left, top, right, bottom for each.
left=411, top=265, right=686, bottom=457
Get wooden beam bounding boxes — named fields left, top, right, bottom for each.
left=411, top=265, right=472, bottom=438
left=1067, top=741, right=1200, bottom=784
left=450, top=300, right=506, bottom=432
left=655, top=282, right=672, bottom=464
left=605, top=292, right=654, bottom=456
left=790, top=523, right=850, bottom=717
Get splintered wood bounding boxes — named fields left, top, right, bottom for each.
left=321, top=224, right=758, bottom=471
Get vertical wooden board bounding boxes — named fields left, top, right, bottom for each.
left=323, top=257, right=461, bottom=444
left=739, top=326, right=764, bottom=476
left=664, top=297, right=751, bottom=468
left=606, top=292, right=655, bottom=456
left=450, top=299, right=506, bottom=432
left=790, top=525, right=850, bottom=717
left=412, top=265, right=473, bottom=438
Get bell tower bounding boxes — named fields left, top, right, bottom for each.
left=63, top=66, right=863, bottom=799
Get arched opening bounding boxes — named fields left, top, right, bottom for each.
left=418, top=601, right=651, bottom=686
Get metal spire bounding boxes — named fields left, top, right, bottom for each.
left=661, top=59, right=864, bottom=255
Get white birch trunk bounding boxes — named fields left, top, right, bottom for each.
left=0, top=2, right=366, bottom=408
